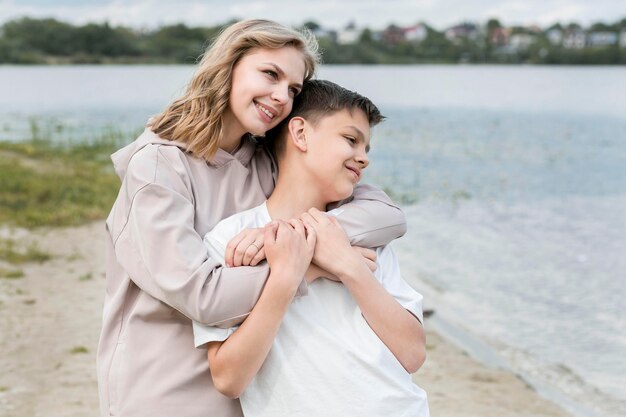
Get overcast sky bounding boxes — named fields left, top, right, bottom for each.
left=1, top=0, right=625, bottom=30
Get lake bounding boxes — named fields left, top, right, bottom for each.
left=1, top=64, right=625, bottom=417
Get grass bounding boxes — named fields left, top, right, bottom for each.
left=0, top=268, right=25, bottom=279
left=0, top=238, right=51, bottom=264
left=78, top=272, right=93, bottom=281
left=0, top=127, right=130, bottom=228
left=70, top=346, right=89, bottom=354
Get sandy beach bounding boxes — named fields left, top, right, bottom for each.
left=0, top=222, right=571, bottom=417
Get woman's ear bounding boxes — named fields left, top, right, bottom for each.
left=287, top=117, right=308, bottom=152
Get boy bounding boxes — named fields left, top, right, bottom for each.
left=193, top=80, right=429, bottom=417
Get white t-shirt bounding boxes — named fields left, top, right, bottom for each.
left=194, top=202, right=429, bottom=417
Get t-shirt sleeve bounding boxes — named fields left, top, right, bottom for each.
left=193, top=321, right=239, bottom=347
left=374, top=245, right=424, bottom=324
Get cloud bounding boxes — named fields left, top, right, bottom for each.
left=0, top=0, right=624, bottom=29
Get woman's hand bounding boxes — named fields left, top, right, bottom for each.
left=264, top=219, right=316, bottom=291
left=225, top=228, right=266, bottom=267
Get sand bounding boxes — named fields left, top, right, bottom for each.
left=0, top=222, right=570, bottom=417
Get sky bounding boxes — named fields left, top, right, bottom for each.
left=1, top=0, right=625, bottom=30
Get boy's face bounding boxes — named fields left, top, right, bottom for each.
left=303, top=108, right=371, bottom=203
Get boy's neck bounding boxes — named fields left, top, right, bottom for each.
left=266, top=172, right=328, bottom=220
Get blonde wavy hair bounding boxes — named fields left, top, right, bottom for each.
left=149, top=19, right=319, bottom=160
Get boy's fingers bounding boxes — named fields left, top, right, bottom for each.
left=305, top=223, right=317, bottom=250
left=264, top=222, right=278, bottom=246
left=299, top=212, right=317, bottom=228
left=307, top=207, right=330, bottom=224
left=288, top=219, right=305, bottom=236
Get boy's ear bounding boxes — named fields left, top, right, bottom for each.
left=287, top=117, right=308, bottom=152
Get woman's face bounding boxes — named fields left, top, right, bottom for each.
left=226, top=46, right=306, bottom=139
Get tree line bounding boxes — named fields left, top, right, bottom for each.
left=1, top=17, right=625, bottom=65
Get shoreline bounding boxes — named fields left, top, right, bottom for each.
left=0, top=222, right=571, bottom=416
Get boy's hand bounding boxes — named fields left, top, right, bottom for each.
left=306, top=246, right=377, bottom=283
left=225, top=228, right=266, bottom=267
left=300, top=208, right=363, bottom=279
left=264, top=219, right=316, bottom=291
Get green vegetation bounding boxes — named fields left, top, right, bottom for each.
left=0, top=126, right=128, bottom=228
left=70, top=345, right=89, bottom=354
left=1, top=17, right=625, bottom=65
left=0, top=238, right=51, bottom=263
left=78, top=272, right=93, bottom=281
left=0, top=268, right=25, bottom=279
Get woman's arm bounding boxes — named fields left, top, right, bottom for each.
left=207, top=220, right=315, bottom=398
left=301, top=208, right=426, bottom=373
left=109, top=146, right=270, bottom=327
left=329, top=183, right=407, bottom=247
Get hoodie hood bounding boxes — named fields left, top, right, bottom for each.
left=111, top=128, right=259, bottom=180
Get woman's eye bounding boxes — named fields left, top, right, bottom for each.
left=344, top=136, right=357, bottom=144
left=289, top=87, right=301, bottom=96
left=264, top=70, right=278, bottom=79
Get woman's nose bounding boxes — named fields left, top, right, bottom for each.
left=271, top=84, right=290, bottom=104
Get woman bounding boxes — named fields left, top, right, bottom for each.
left=97, top=19, right=406, bottom=417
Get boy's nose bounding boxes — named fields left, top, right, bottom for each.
left=356, top=151, right=369, bottom=169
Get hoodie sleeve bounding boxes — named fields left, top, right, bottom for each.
left=109, top=145, right=268, bottom=328
left=329, top=183, right=407, bottom=248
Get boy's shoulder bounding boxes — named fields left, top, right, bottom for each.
left=210, top=201, right=271, bottom=239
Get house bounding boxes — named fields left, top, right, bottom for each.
left=337, top=22, right=360, bottom=45
left=490, top=27, right=510, bottom=46
left=587, top=32, right=618, bottom=47
left=381, top=24, right=405, bottom=44
left=404, top=24, right=428, bottom=43
left=509, top=33, right=536, bottom=51
left=445, top=23, right=479, bottom=44
left=563, top=29, right=586, bottom=49
left=546, top=28, right=563, bottom=45
left=311, top=27, right=337, bottom=43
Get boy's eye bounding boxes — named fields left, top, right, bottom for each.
left=343, top=135, right=357, bottom=144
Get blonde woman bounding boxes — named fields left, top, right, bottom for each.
left=97, top=20, right=406, bottom=417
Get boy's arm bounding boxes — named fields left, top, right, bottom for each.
left=329, top=183, right=407, bottom=247
left=206, top=274, right=296, bottom=399
left=301, top=209, right=426, bottom=373
left=205, top=220, right=315, bottom=399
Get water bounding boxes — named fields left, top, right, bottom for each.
left=1, top=65, right=625, bottom=416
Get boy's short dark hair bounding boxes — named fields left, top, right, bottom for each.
left=267, top=79, right=385, bottom=160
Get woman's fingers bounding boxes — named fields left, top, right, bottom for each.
left=249, top=248, right=266, bottom=266
left=353, top=246, right=377, bottom=272
left=225, top=228, right=249, bottom=267
left=225, top=227, right=265, bottom=267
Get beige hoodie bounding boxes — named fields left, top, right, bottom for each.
left=97, top=128, right=407, bottom=417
